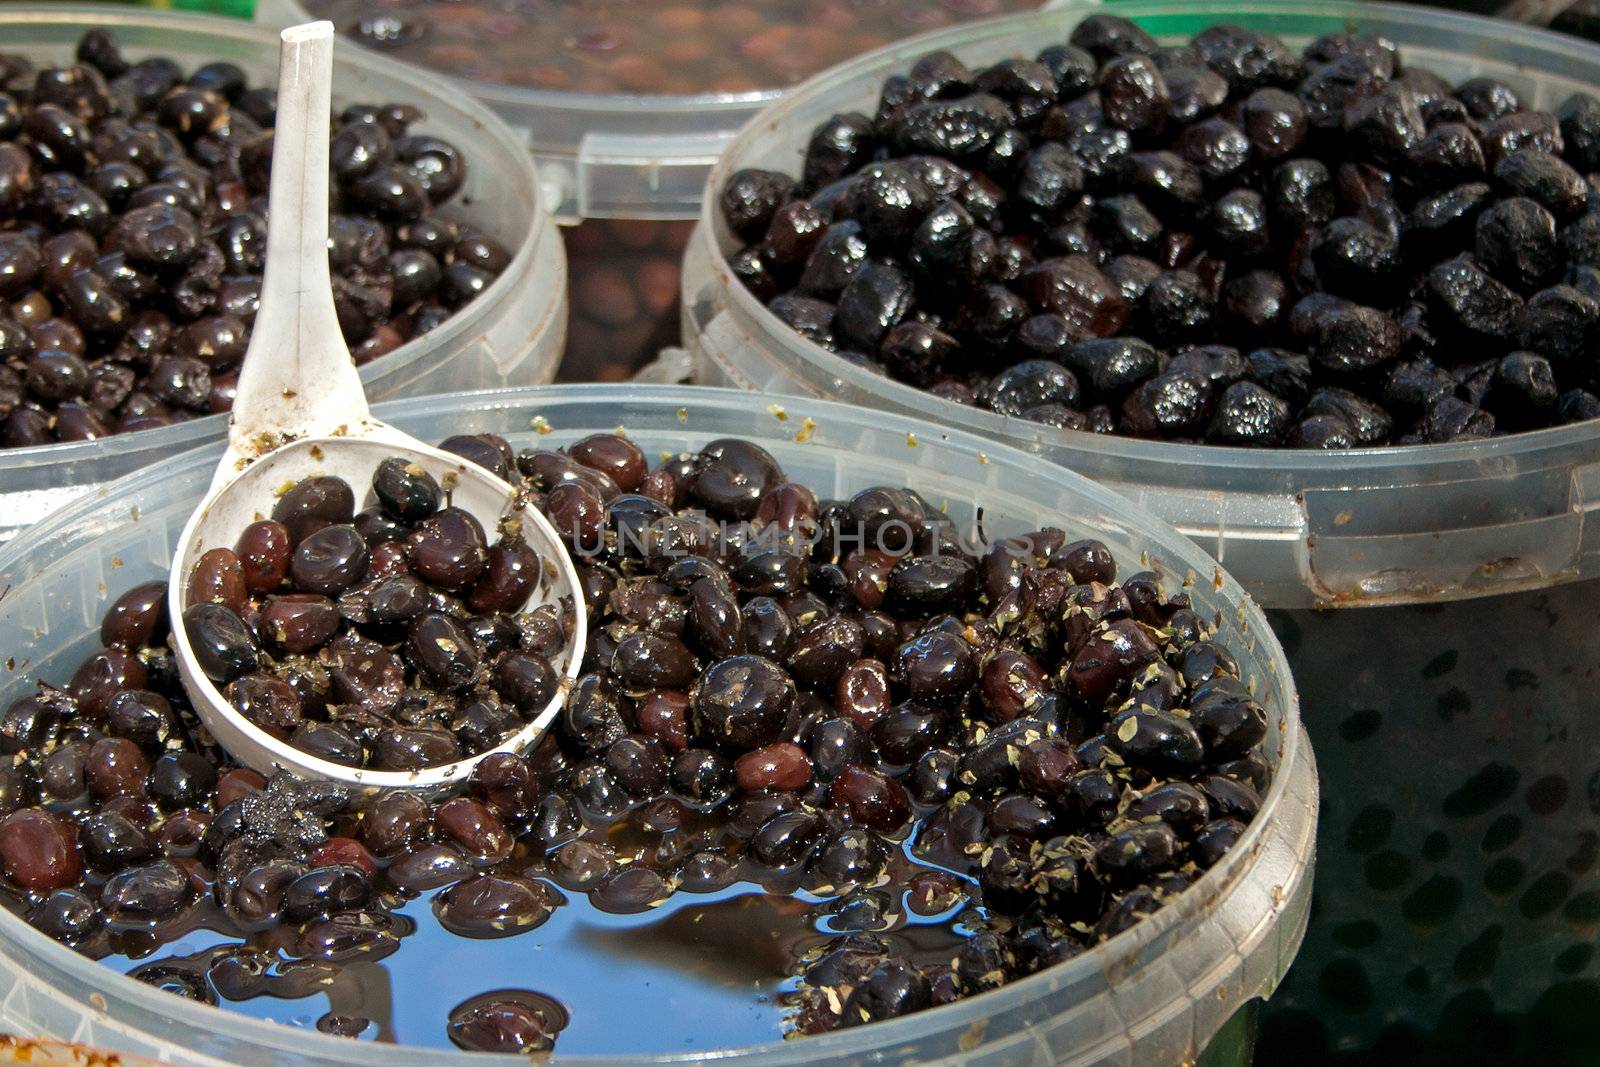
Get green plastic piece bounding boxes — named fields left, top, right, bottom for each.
left=173, top=0, right=254, bottom=17
left=93, top=0, right=255, bottom=20
left=1126, top=9, right=1356, bottom=36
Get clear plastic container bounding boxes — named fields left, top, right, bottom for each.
left=256, top=0, right=1061, bottom=382
left=0, top=384, right=1315, bottom=1067
left=681, top=0, right=1600, bottom=1052
left=685, top=0, right=1600, bottom=611
left=0, top=6, right=566, bottom=544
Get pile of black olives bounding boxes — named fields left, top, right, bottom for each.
left=0, top=28, right=508, bottom=449
left=0, top=427, right=1270, bottom=1050
left=723, top=15, right=1600, bottom=446
left=180, top=451, right=565, bottom=769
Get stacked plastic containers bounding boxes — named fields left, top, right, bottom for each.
left=683, top=0, right=1600, bottom=1052
left=256, top=0, right=1077, bottom=382
left=0, top=385, right=1315, bottom=1066
left=0, top=7, right=566, bottom=544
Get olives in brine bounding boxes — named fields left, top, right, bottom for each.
left=7, top=416, right=1274, bottom=1051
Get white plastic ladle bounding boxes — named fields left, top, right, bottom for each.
left=167, top=23, right=585, bottom=796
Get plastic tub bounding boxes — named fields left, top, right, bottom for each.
left=0, top=384, right=1315, bottom=1066
left=683, top=0, right=1600, bottom=1053
left=0, top=5, right=566, bottom=545
left=257, top=0, right=1064, bottom=382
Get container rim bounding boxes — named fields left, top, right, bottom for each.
left=695, top=0, right=1600, bottom=478
left=0, top=3, right=552, bottom=471
left=0, top=384, right=1307, bottom=1066
left=457, top=70, right=780, bottom=116
left=271, top=0, right=1089, bottom=116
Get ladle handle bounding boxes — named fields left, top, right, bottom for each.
left=224, top=22, right=369, bottom=471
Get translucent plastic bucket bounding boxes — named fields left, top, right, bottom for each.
left=0, top=384, right=1314, bottom=1067
left=0, top=6, right=567, bottom=544
left=681, top=0, right=1600, bottom=1050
